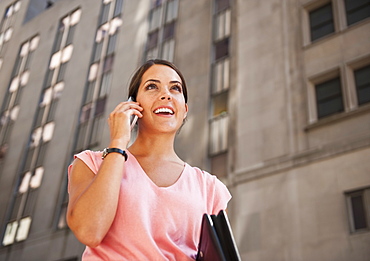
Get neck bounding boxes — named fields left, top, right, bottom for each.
left=128, top=130, right=179, bottom=160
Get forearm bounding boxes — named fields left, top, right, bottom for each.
left=67, top=153, right=125, bottom=246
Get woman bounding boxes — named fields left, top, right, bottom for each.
left=67, top=59, right=231, bottom=260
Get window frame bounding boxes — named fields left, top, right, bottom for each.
left=345, top=187, right=370, bottom=234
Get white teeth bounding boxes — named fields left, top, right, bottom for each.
left=154, top=108, right=174, bottom=114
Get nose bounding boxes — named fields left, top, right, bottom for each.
left=160, top=88, right=171, bottom=100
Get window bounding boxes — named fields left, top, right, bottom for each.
left=2, top=9, right=81, bottom=245
left=344, top=0, right=370, bottom=26
left=209, top=0, right=231, bottom=176
left=0, top=35, right=40, bottom=161
left=0, top=1, right=22, bottom=70
left=346, top=188, right=370, bottom=233
left=145, top=0, right=179, bottom=62
left=315, top=77, right=344, bottom=118
left=57, top=0, right=124, bottom=230
left=354, top=64, right=370, bottom=106
left=309, top=3, right=335, bottom=41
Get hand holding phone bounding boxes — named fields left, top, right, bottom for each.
left=128, top=96, right=138, bottom=129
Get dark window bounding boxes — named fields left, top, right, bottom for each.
left=66, top=24, right=76, bottom=46
left=215, top=0, right=230, bottom=13
left=24, top=52, right=34, bottom=71
left=103, top=55, right=114, bottom=73
left=47, top=100, right=59, bottom=122
left=354, top=65, right=370, bottom=105
left=57, top=63, right=68, bottom=82
left=93, top=41, right=104, bottom=62
left=12, top=56, right=22, bottom=76
left=147, top=30, right=159, bottom=50
left=95, top=97, right=107, bottom=116
left=346, top=189, right=370, bottom=233
left=351, top=194, right=367, bottom=230
left=53, top=23, right=65, bottom=52
left=315, top=77, right=344, bottom=118
left=100, top=2, right=111, bottom=25
left=163, top=21, right=175, bottom=41
left=80, top=104, right=92, bottom=123
left=215, top=38, right=229, bottom=60
left=309, top=3, right=335, bottom=41
left=114, top=0, right=124, bottom=17
left=45, top=69, right=55, bottom=88
left=107, top=34, right=117, bottom=55
left=344, top=0, right=370, bottom=26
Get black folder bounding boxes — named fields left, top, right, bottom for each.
left=196, top=210, right=241, bottom=261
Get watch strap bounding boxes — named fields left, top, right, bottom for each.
left=102, top=148, right=128, bottom=161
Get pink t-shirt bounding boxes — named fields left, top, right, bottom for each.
left=68, top=150, right=231, bottom=260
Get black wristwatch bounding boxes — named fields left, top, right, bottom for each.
left=102, top=148, right=128, bottom=161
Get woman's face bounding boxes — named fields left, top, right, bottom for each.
left=136, top=64, right=188, bottom=133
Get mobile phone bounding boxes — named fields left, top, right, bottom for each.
left=128, top=96, right=138, bottom=129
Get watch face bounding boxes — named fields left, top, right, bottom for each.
left=102, top=148, right=108, bottom=158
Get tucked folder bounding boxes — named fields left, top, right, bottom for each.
left=196, top=210, right=241, bottom=261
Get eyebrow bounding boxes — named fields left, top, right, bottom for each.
left=144, top=79, right=183, bottom=86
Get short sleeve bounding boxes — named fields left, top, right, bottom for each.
left=211, top=177, right=232, bottom=214
left=67, top=150, right=103, bottom=193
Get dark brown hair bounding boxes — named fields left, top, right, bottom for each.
left=128, top=59, right=188, bottom=103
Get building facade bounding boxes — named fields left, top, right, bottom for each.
left=0, top=0, right=369, bottom=260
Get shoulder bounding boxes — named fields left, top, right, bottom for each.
left=186, top=164, right=227, bottom=190
left=73, top=150, right=103, bottom=174
left=186, top=164, right=232, bottom=214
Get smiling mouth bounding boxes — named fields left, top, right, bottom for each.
left=154, top=107, right=174, bottom=115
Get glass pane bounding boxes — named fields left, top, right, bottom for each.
left=43, top=122, right=55, bottom=142
left=351, top=195, right=368, bottom=230
left=57, top=63, right=68, bottom=82
left=147, top=30, right=159, bottom=50
left=95, top=97, right=107, bottom=116
left=212, top=91, right=228, bottom=116
left=19, top=172, right=31, bottom=194
left=100, top=73, right=112, bottom=97
left=316, top=78, right=342, bottom=101
left=355, top=65, right=370, bottom=105
left=80, top=104, right=92, bottom=123
left=103, top=55, right=114, bottom=73
left=16, top=217, right=32, bottom=242
left=24, top=147, right=35, bottom=172
left=215, top=38, right=229, bottom=60
left=166, top=0, right=178, bottom=22
left=310, top=3, right=335, bottom=41
left=93, top=41, right=103, bottom=62
left=34, top=106, right=45, bottom=128
left=100, top=2, right=111, bottom=25
left=66, top=25, right=76, bottom=46
left=150, top=7, right=162, bottom=31
left=2, top=221, right=18, bottom=246
left=53, top=24, right=65, bottom=53
left=85, top=81, right=96, bottom=103
left=114, top=0, right=124, bottom=17
left=107, top=34, right=118, bottom=55
left=36, top=142, right=48, bottom=167
left=317, top=97, right=344, bottom=118
left=215, top=0, right=230, bottom=13
left=345, top=0, right=370, bottom=25
left=163, top=21, right=175, bottom=41
left=30, top=167, right=44, bottom=189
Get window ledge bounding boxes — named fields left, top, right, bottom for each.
left=305, top=104, right=370, bottom=131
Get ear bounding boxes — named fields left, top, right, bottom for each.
left=184, top=104, right=188, bottom=119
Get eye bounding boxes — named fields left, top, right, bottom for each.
left=145, top=83, right=157, bottom=90
left=171, top=85, right=182, bottom=92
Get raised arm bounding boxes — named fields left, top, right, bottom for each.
left=66, top=100, right=142, bottom=247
